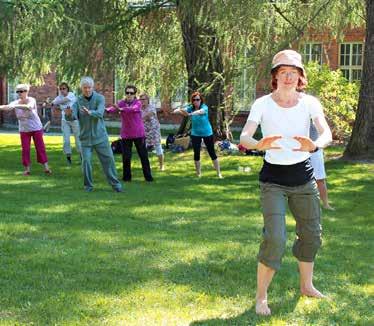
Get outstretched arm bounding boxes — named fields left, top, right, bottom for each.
left=0, top=103, right=31, bottom=111
left=240, top=120, right=282, bottom=151
left=173, top=108, right=189, bottom=117
left=86, top=96, right=105, bottom=118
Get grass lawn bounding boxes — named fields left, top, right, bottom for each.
left=0, top=133, right=373, bottom=325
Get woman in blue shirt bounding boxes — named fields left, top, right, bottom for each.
left=173, top=92, right=222, bottom=178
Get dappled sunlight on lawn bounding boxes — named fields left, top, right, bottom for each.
left=0, top=133, right=373, bottom=324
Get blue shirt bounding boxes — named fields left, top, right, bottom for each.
left=187, top=103, right=213, bottom=137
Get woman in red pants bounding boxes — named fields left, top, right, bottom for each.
left=0, top=84, right=51, bottom=175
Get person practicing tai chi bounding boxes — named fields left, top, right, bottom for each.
left=310, top=122, right=334, bottom=210
left=65, top=76, right=122, bottom=192
left=140, top=93, right=165, bottom=171
left=0, top=83, right=51, bottom=175
left=51, top=82, right=81, bottom=165
left=173, top=91, right=222, bottom=178
left=106, top=85, right=153, bottom=182
left=240, top=50, right=332, bottom=316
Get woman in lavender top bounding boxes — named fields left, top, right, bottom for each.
left=140, top=93, right=164, bottom=171
left=0, top=84, right=51, bottom=175
left=106, top=85, right=153, bottom=182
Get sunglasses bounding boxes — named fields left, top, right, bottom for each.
left=126, top=91, right=135, bottom=95
left=16, top=90, right=27, bottom=93
left=192, top=98, right=201, bottom=102
left=59, top=87, right=67, bottom=90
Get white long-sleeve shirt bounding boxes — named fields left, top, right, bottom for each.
left=52, top=92, right=76, bottom=121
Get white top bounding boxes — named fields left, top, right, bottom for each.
left=52, top=92, right=76, bottom=120
left=247, top=93, right=324, bottom=165
left=10, top=97, right=43, bottom=132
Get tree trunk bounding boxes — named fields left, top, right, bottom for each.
left=176, top=0, right=225, bottom=137
left=0, top=75, right=6, bottom=125
left=344, top=0, right=374, bottom=160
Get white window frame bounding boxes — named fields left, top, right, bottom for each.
left=300, top=42, right=323, bottom=65
left=339, top=42, right=363, bottom=82
left=7, top=79, right=18, bottom=103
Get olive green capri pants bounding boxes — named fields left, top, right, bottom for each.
left=258, top=180, right=322, bottom=271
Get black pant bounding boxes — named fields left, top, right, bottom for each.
left=190, top=135, right=217, bottom=161
left=121, top=138, right=153, bottom=181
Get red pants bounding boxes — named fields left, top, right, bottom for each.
left=20, top=130, right=48, bottom=167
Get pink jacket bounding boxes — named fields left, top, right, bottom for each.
left=107, top=99, right=145, bottom=139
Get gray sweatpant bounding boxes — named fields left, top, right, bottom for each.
left=258, top=180, right=322, bottom=271
left=81, top=141, right=122, bottom=191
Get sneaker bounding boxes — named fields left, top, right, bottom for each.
left=44, top=169, right=52, bottom=175
left=114, top=187, right=123, bottom=192
left=85, top=187, right=93, bottom=192
left=66, top=156, right=72, bottom=165
left=23, top=171, right=30, bottom=176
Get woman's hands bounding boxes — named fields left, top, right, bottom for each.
left=80, top=106, right=91, bottom=115
left=293, top=136, right=317, bottom=152
left=256, top=135, right=317, bottom=152
left=256, top=135, right=283, bottom=151
left=173, top=108, right=189, bottom=117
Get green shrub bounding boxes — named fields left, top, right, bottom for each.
left=305, top=62, right=359, bottom=140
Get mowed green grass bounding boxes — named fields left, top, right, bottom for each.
left=0, top=133, right=373, bottom=325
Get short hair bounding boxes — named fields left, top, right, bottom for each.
left=80, top=76, right=94, bottom=88
left=15, top=83, right=30, bottom=92
left=190, top=91, right=204, bottom=104
left=125, top=85, right=137, bottom=94
left=139, top=93, right=149, bottom=102
left=270, top=66, right=308, bottom=92
left=59, top=82, right=70, bottom=92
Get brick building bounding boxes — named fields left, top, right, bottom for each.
left=0, top=27, right=365, bottom=132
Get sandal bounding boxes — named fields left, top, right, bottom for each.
left=44, top=169, right=52, bottom=175
left=23, top=171, right=30, bottom=176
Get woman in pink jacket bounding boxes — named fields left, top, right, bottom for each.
left=106, top=85, right=153, bottom=182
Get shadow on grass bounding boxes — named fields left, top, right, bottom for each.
left=0, top=139, right=373, bottom=324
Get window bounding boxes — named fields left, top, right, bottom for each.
left=235, top=47, right=256, bottom=112
left=7, top=80, right=18, bottom=103
left=301, top=43, right=323, bottom=65
left=339, top=43, right=363, bottom=82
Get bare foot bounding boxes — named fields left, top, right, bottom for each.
left=300, top=286, right=326, bottom=298
left=323, top=204, right=335, bottom=211
left=256, top=299, right=271, bottom=315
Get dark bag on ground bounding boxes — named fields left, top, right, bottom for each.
left=166, top=134, right=175, bottom=149
left=111, top=139, right=122, bottom=154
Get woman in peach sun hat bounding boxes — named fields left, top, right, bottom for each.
left=240, top=49, right=332, bottom=315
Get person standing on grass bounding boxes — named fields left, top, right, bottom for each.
left=106, top=85, right=153, bottom=182
left=0, top=84, right=51, bottom=176
left=310, top=122, right=334, bottom=210
left=239, top=49, right=332, bottom=316
left=140, top=93, right=165, bottom=171
left=173, top=91, right=222, bottom=178
left=51, top=82, right=81, bottom=165
left=65, top=76, right=122, bottom=192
